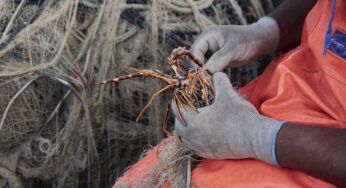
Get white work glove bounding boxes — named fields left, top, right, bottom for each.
left=191, top=17, right=279, bottom=73
left=172, top=72, right=286, bottom=165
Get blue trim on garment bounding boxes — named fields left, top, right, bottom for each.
left=323, top=0, right=336, bottom=56
left=328, top=30, right=346, bottom=60
left=271, top=121, right=289, bottom=168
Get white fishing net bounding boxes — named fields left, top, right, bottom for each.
left=0, top=0, right=281, bottom=187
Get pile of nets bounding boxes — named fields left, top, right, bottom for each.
left=0, top=0, right=280, bottom=187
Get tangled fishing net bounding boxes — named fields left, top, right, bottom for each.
left=0, top=0, right=281, bottom=187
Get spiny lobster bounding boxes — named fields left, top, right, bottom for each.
left=101, top=47, right=214, bottom=136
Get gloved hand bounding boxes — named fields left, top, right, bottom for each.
left=191, top=17, right=279, bottom=73
left=172, top=72, right=285, bottom=165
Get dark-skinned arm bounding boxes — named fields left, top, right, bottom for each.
left=268, top=0, right=317, bottom=51
left=276, top=123, right=346, bottom=187
left=265, top=2, right=346, bottom=186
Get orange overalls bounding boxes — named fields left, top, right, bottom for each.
left=116, top=0, right=346, bottom=187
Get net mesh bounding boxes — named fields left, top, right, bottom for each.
left=0, top=0, right=281, bottom=187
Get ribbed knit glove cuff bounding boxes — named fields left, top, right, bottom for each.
left=254, top=118, right=288, bottom=166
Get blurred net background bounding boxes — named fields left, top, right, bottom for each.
left=0, top=0, right=282, bottom=187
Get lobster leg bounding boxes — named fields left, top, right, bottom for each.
left=124, top=66, right=175, bottom=82
left=136, top=84, right=175, bottom=122
left=175, top=93, right=187, bottom=111
left=101, top=66, right=177, bottom=85
left=199, top=69, right=215, bottom=94
left=186, top=53, right=212, bottom=76
left=170, top=47, right=213, bottom=76
left=190, top=71, right=199, bottom=95
left=208, top=79, right=215, bottom=94
left=100, top=73, right=147, bottom=84
left=198, top=75, right=210, bottom=105
left=163, top=103, right=173, bottom=136
left=178, top=90, right=198, bottom=112
left=173, top=94, right=187, bottom=126
left=163, top=94, right=188, bottom=136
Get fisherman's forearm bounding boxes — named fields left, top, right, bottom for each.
left=276, top=123, right=346, bottom=187
left=268, top=0, right=317, bottom=51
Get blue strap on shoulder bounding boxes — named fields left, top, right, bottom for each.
left=323, top=0, right=336, bottom=56
left=271, top=121, right=289, bottom=168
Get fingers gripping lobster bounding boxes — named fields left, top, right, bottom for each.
left=101, top=47, right=214, bottom=135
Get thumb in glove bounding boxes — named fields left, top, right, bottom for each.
left=172, top=72, right=284, bottom=165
